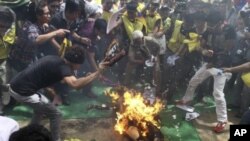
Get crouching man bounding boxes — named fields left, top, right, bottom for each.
left=9, top=46, right=108, bottom=141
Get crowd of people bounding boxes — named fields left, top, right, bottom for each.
left=1, top=0, right=250, bottom=140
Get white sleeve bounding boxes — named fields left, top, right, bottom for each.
left=0, top=116, right=19, bottom=141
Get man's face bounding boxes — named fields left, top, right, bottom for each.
left=66, top=11, right=80, bottom=21
left=104, top=1, right=113, bottom=11
left=127, top=10, right=137, bottom=21
left=48, top=1, right=60, bottom=16
left=37, top=6, right=51, bottom=24
left=133, top=37, right=143, bottom=45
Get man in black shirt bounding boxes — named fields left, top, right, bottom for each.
left=9, top=46, right=107, bottom=141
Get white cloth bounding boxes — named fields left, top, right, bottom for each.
left=84, top=0, right=103, bottom=16
left=181, top=63, right=231, bottom=122
left=9, top=87, right=49, bottom=104
left=0, top=116, right=19, bottom=141
left=167, top=54, right=180, bottom=66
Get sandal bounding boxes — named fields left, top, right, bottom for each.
left=213, top=122, right=227, bottom=133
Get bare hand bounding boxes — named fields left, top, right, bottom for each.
left=202, top=49, right=214, bottom=57
left=98, top=61, right=109, bottom=71
left=80, top=37, right=92, bottom=46
left=222, top=68, right=231, bottom=73
left=42, top=23, right=49, bottom=30
left=54, top=29, right=70, bottom=37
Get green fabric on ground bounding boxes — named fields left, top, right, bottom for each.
left=160, top=105, right=201, bottom=141
left=5, top=85, right=113, bottom=120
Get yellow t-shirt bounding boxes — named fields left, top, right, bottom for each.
left=94, top=0, right=102, bottom=5
left=241, top=72, right=250, bottom=87
left=167, top=20, right=185, bottom=53
left=0, top=24, right=16, bottom=59
left=183, top=32, right=201, bottom=52
left=122, top=15, right=147, bottom=40
left=137, top=2, right=145, bottom=12
left=163, top=17, right=171, bottom=31
left=102, top=10, right=112, bottom=23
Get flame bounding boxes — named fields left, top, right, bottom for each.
left=106, top=88, right=164, bottom=137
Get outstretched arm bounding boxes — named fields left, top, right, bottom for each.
left=63, top=62, right=108, bottom=89
left=223, top=62, right=250, bottom=73
left=63, top=71, right=101, bottom=89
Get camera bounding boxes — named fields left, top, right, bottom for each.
left=240, top=10, right=250, bottom=31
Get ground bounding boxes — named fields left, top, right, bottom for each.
left=5, top=79, right=241, bottom=141
left=15, top=101, right=240, bottom=141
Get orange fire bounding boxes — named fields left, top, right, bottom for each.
left=106, top=88, right=164, bottom=137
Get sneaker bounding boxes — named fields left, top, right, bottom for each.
left=175, top=99, right=186, bottom=105
left=213, top=122, right=227, bottom=133
left=176, top=104, right=195, bottom=112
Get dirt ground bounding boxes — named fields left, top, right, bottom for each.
left=194, top=110, right=240, bottom=141
left=17, top=109, right=240, bottom=141
left=18, top=118, right=127, bottom=141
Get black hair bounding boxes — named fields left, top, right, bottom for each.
left=0, top=6, right=16, bottom=26
left=240, top=10, right=250, bottom=19
left=160, top=5, right=171, bottom=11
left=183, top=13, right=194, bottom=26
left=35, top=0, right=48, bottom=16
left=94, top=19, right=107, bottom=33
left=206, top=10, right=223, bottom=24
left=193, top=11, right=207, bottom=22
left=47, top=0, right=61, bottom=4
left=126, top=1, right=138, bottom=12
left=65, top=0, right=80, bottom=13
left=9, top=124, right=52, bottom=141
left=78, top=0, right=86, bottom=20
left=64, top=45, right=85, bottom=64
left=27, top=0, right=48, bottom=23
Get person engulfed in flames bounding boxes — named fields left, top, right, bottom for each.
left=105, top=86, right=165, bottom=141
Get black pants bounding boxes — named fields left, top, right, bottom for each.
left=240, top=109, right=250, bottom=124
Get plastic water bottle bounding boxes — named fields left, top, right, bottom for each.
left=143, top=85, right=156, bottom=105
